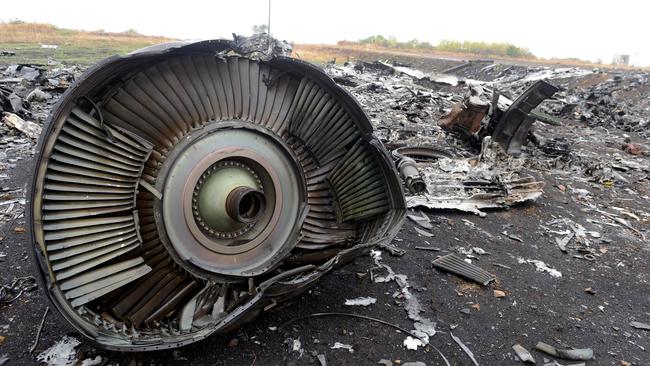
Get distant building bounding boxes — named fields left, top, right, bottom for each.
left=612, top=54, right=630, bottom=65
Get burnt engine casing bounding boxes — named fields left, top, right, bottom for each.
left=29, top=40, right=405, bottom=351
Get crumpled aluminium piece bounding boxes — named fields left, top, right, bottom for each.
left=29, top=38, right=405, bottom=351
left=406, top=176, right=543, bottom=217
left=2, top=112, right=42, bottom=139
left=232, top=33, right=293, bottom=60
left=405, top=138, right=544, bottom=216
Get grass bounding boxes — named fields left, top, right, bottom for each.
left=0, top=21, right=175, bottom=64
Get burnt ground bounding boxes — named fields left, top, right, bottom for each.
left=0, top=54, right=649, bottom=365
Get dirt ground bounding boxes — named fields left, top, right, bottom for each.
left=0, top=52, right=649, bottom=365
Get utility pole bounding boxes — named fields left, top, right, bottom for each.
left=267, top=0, right=272, bottom=54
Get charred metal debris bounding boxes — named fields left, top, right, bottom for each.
left=440, top=80, right=559, bottom=156
left=325, top=60, right=601, bottom=216
left=28, top=38, right=405, bottom=351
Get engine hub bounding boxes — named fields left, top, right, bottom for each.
left=155, top=124, right=306, bottom=278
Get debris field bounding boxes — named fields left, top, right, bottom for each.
left=0, top=44, right=649, bottom=365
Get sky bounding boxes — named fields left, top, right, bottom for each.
left=2, top=0, right=649, bottom=66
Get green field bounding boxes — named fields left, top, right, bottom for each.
left=0, top=21, right=174, bottom=65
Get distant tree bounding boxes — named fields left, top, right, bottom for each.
left=122, top=28, right=141, bottom=36
left=252, top=24, right=268, bottom=34
left=355, top=35, right=533, bottom=58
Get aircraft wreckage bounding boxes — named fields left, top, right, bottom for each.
left=28, top=39, right=406, bottom=351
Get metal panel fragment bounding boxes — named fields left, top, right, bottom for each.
left=432, top=253, right=495, bottom=285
